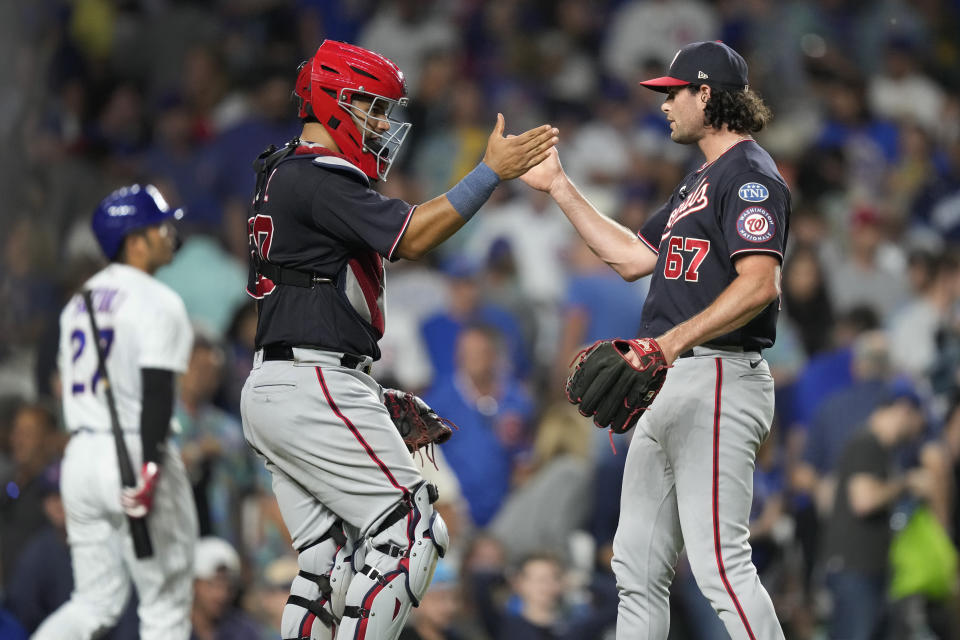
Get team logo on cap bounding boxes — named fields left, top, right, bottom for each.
left=737, top=206, right=775, bottom=243
left=738, top=182, right=768, bottom=202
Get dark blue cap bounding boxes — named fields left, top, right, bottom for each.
left=441, top=255, right=482, bottom=280
left=879, top=378, right=924, bottom=409
left=639, top=41, right=749, bottom=93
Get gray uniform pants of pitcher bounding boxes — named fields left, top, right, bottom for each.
left=612, top=347, right=785, bottom=640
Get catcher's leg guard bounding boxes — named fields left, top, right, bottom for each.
left=338, top=482, right=448, bottom=640
left=281, top=522, right=355, bottom=640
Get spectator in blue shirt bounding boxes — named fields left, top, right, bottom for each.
left=423, top=324, right=534, bottom=527
left=421, top=257, right=531, bottom=384
left=202, top=66, right=301, bottom=211
left=142, top=94, right=221, bottom=228
left=804, top=333, right=892, bottom=470
left=787, top=305, right=880, bottom=431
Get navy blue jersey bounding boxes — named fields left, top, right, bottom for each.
left=637, top=139, right=790, bottom=350
left=247, top=144, right=415, bottom=358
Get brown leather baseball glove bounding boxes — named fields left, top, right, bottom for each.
left=383, top=389, right=455, bottom=454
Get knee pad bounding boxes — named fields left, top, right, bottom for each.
left=401, top=481, right=449, bottom=603
left=281, top=522, right=355, bottom=640
left=338, top=483, right=449, bottom=640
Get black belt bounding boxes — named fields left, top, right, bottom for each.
left=679, top=344, right=748, bottom=358
left=261, top=344, right=369, bottom=370
left=258, top=262, right=332, bottom=289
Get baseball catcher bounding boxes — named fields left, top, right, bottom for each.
left=240, top=39, right=557, bottom=640
left=566, top=338, right=669, bottom=434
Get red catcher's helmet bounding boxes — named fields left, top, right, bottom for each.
left=294, top=40, right=411, bottom=181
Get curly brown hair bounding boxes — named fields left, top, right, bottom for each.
left=689, top=86, right=773, bottom=134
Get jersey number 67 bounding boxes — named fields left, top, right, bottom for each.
left=663, top=236, right=711, bottom=282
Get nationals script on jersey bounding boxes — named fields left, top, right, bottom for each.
left=637, top=139, right=790, bottom=351
left=58, top=263, right=193, bottom=433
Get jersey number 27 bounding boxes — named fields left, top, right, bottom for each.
left=69, top=328, right=115, bottom=395
left=663, top=236, right=711, bottom=282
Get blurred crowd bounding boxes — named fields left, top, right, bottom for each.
left=2, top=0, right=960, bottom=638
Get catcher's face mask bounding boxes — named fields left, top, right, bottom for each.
left=343, top=92, right=411, bottom=182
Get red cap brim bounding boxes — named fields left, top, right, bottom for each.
left=638, top=76, right=690, bottom=93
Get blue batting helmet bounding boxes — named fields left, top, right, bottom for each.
left=91, top=184, right=184, bottom=259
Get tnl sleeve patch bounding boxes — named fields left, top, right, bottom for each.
left=736, top=206, right=775, bottom=243
left=737, top=182, right=769, bottom=202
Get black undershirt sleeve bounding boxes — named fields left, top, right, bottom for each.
left=140, top=368, right=175, bottom=465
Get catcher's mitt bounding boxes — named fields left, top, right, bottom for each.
left=383, top=389, right=455, bottom=454
left=565, top=338, right=668, bottom=434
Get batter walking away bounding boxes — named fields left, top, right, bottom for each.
left=35, top=185, right=198, bottom=640
left=240, top=40, right=557, bottom=640
left=521, top=41, right=789, bottom=639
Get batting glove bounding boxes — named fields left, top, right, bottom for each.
left=121, top=462, right=160, bottom=518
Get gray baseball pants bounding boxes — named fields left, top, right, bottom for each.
left=612, top=347, right=784, bottom=640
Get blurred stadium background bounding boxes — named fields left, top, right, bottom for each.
left=1, top=0, right=960, bottom=638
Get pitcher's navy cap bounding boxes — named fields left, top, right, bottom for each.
left=640, top=41, right=749, bottom=93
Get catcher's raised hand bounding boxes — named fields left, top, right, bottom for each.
left=565, top=338, right=669, bottom=434
left=483, top=114, right=559, bottom=180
